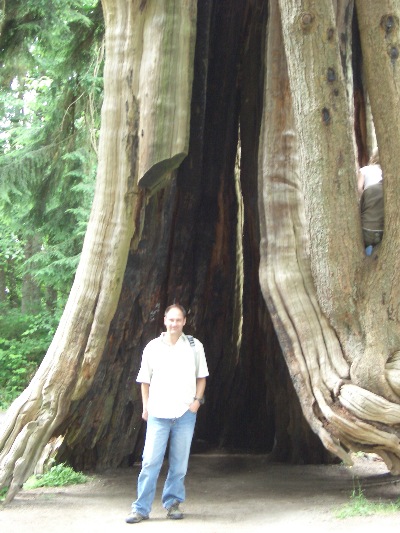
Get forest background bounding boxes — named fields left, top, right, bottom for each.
left=0, top=0, right=104, bottom=409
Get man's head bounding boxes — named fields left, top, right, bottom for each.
left=164, top=304, right=186, bottom=336
left=164, top=304, right=186, bottom=318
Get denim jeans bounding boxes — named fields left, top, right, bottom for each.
left=132, top=409, right=197, bottom=517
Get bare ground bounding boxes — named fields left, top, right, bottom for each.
left=1, top=453, right=400, bottom=533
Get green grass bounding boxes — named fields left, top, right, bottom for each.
left=23, top=463, right=89, bottom=490
left=334, top=484, right=400, bottom=518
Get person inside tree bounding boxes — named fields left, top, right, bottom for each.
left=357, top=149, right=384, bottom=256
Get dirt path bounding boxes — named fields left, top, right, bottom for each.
left=1, top=453, right=400, bottom=532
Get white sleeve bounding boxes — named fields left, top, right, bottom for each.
left=136, top=343, right=152, bottom=384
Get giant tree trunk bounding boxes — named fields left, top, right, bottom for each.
left=267, top=0, right=400, bottom=471
left=3, top=0, right=400, bottom=505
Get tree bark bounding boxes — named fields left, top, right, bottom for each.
left=351, top=0, right=400, bottom=395
left=137, top=1, right=197, bottom=192
left=272, top=0, right=400, bottom=472
left=259, top=0, right=350, bottom=463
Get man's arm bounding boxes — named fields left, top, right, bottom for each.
left=141, top=382, right=150, bottom=421
left=195, top=377, right=206, bottom=399
left=357, top=169, right=365, bottom=197
left=189, top=377, right=206, bottom=413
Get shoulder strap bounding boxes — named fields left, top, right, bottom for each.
left=187, top=335, right=199, bottom=375
left=187, top=334, right=195, bottom=347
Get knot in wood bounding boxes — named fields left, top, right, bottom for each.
left=381, top=14, right=398, bottom=34
left=322, top=107, right=331, bottom=125
left=327, top=67, right=336, bottom=82
left=390, top=46, right=399, bottom=61
left=300, top=12, right=314, bottom=31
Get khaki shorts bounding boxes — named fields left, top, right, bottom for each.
left=363, top=228, right=383, bottom=247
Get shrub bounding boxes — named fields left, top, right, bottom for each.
left=23, top=463, right=88, bottom=489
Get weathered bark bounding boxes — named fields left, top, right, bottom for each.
left=264, top=0, right=400, bottom=472
left=278, top=0, right=362, bottom=331
left=352, top=0, right=400, bottom=392
left=259, top=0, right=350, bottom=463
left=137, top=1, right=197, bottom=191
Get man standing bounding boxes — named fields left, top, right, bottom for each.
left=126, top=304, right=209, bottom=524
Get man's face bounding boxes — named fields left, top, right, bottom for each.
left=164, top=307, right=186, bottom=335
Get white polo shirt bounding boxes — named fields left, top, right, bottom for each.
left=136, top=333, right=209, bottom=419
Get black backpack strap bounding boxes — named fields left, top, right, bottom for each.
left=187, top=334, right=195, bottom=347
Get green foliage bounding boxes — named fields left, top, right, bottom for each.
left=0, top=218, right=25, bottom=306
left=23, top=463, right=88, bottom=489
left=0, top=486, right=8, bottom=502
left=0, top=1, right=104, bottom=409
left=0, top=306, right=61, bottom=409
left=334, top=483, right=400, bottom=518
left=0, top=0, right=103, bottom=307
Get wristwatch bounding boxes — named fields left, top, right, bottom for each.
left=194, top=396, right=205, bottom=405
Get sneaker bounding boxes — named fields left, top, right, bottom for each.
left=125, top=512, right=149, bottom=524
left=167, top=503, right=184, bottom=520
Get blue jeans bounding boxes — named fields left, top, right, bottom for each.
left=365, top=245, right=373, bottom=256
left=132, top=409, right=197, bottom=517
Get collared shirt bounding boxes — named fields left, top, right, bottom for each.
left=136, top=333, right=209, bottom=419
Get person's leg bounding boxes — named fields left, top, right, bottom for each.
left=132, top=416, right=171, bottom=517
left=363, top=229, right=383, bottom=255
left=162, top=410, right=197, bottom=510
